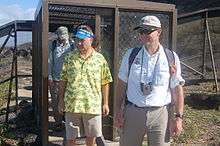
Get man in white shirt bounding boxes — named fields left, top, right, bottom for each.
left=114, top=15, right=185, bottom=146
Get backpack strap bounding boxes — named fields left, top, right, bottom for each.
left=52, top=40, right=57, bottom=51
left=164, top=48, right=175, bottom=67
left=128, top=47, right=142, bottom=76
left=164, top=48, right=176, bottom=105
left=125, top=47, right=141, bottom=104
left=164, top=48, right=176, bottom=75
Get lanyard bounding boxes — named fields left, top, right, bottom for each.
left=140, top=48, right=160, bottom=84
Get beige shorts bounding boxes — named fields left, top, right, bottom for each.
left=65, top=112, right=102, bottom=140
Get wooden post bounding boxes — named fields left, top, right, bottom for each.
left=205, top=11, right=219, bottom=92
left=202, top=13, right=207, bottom=78
left=95, top=14, right=101, bottom=52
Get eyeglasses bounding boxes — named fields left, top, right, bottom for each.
left=138, top=29, right=157, bottom=35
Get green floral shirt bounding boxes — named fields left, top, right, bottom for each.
left=61, top=50, right=113, bottom=115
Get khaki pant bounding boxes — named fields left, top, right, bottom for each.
left=120, top=104, right=170, bottom=146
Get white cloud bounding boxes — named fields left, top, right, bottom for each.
left=0, top=4, right=35, bottom=26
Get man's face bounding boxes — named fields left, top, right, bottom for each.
left=75, top=37, right=93, bottom=52
left=57, top=33, right=69, bottom=42
left=138, top=28, right=161, bottom=46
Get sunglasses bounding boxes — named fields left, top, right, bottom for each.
left=138, top=29, right=157, bottom=35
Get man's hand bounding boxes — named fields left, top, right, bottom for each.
left=170, top=84, right=184, bottom=137
left=114, top=79, right=126, bottom=129
left=114, top=110, right=124, bottom=128
left=102, top=104, right=109, bottom=117
left=170, top=118, right=183, bottom=137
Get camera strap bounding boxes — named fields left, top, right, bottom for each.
left=128, top=47, right=175, bottom=86
left=140, top=49, right=160, bottom=85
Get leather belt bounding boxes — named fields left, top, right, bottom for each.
left=126, top=100, right=161, bottom=109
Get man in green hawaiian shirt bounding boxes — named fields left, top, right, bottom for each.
left=61, top=25, right=112, bottom=146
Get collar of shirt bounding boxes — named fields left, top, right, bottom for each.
left=142, top=44, right=163, bottom=58
left=75, top=49, right=95, bottom=62
left=57, top=39, right=69, bottom=47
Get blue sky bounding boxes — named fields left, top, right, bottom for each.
left=0, top=0, right=39, bottom=26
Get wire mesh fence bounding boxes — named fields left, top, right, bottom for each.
left=177, top=16, right=220, bottom=81
left=0, top=30, right=32, bottom=123
left=0, top=36, right=15, bottom=111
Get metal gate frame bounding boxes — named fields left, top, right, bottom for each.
left=0, top=20, right=33, bottom=123
left=178, top=7, right=220, bottom=92
left=33, top=0, right=176, bottom=145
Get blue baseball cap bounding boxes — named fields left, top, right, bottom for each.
left=74, top=29, right=94, bottom=39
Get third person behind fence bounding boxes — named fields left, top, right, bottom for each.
left=114, top=15, right=185, bottom=146
left=48, top=26, right=74, bottom=130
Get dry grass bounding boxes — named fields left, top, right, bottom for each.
left=173, top=81, right=220, bottom=145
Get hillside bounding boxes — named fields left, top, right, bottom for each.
left=144, top=0, right=220, bottom=14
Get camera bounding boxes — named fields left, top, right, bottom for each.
left=140, top=82, right=152, bottom=95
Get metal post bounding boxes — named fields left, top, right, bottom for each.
left=205, top=12, right=219, bottom=92
left=171, top=9, right=177, bottom=51
left=5, top=28, right=15, bottom=123
left=202, top=13, right=207, bottom=78
left=42, top=0, right=49, bottom=145
left=180, top=62, right=205, bottom=77
left=0, top=28, right=13, bottom=55
left=14, top=22, right=19, bottom=114
left=113, top=7, right=120, bottom=141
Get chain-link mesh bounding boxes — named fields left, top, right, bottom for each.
left=0, top=38, right=15, bottom=109
left=17, top=32, right=32, bottom=90
left=100, top=14, right=115, bottom=140
left=0, top=49, right=14, bottom=81
left=100, top=16, right=114, bottom=69
left=177, top=17, right=220, bottom=80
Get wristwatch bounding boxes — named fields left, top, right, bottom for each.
left=174, top=113, right=183, bottom=119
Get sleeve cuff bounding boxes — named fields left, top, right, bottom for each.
left=170, top=75, right=185, bottom=89
left=118, top=74, right=127, bottom=83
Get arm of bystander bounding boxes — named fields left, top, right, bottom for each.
left=102, top=84, right=110, bottom=116
left=113, top=79, right=127, bottom=128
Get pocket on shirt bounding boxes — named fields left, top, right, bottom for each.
left=130, top=64, right=142, bottom=79
left=155, top=70, right=170, bottom=86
